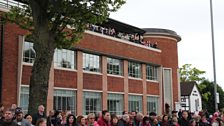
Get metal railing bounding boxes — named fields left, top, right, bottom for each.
left=0, top=0, right=24, bottom=9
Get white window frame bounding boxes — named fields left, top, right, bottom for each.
left=128, top=61, right=141, bottom=78
left=54, top=49, right=76, bottom=70
left=83, top=53, right=101, bottom=73
left=83, top=91, right=102, bottom=115
left=128, top=95, right=142, bottom=112
left=107, top=93, right=124, bottom=115
left=107, top=57, right=123, bottom=76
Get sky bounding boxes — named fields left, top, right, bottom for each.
left=110, top=0, right=224, bottom=88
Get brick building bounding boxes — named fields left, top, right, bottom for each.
left=0, top=1, right=181, bottom=115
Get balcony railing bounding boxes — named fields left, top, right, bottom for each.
left=87, top=24, right=159, bottom=49
left=0, top=0, right=24, bottom=9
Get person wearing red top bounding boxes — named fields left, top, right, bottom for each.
left=97, top=110, right=111, bottom=126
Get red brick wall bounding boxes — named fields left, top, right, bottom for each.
left=21, top=65, right=32, bottom=85
left=144, top=37, right=179, bottom=107
left=2, top=23, right=27, bottom=107
left=128, top=79, right=143, bottom=94
left=76, top=33, right=162, bottom=65
left=107, top=76, right=124, bottom=92
left=146, top=82, right=160, bottom=95
left=83, top=73, right=102, bottom=90
left=54, top=70, right=77, bottom=88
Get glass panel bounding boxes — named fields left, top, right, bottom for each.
left=83, top=92, right=101, bottom=115
left=107, top=93, right=123, bottom=115
left=23, top=41, right=36, bottom=63
left=20, top=86, right=29, bottom=114
left=128, top=95, right=142, bottom=112
left=83, top=53, right=100, bottom=72
left=146, top=65, right=158, bottom=81
left=107, top=58, right=123, bottom=76
left=128, top=62, right=141, bottom=78
left=53, top=89, right=76, bottom=114
left=147, top=96, right=159, bottom=114
left=54, top=49, right=76, bottom=69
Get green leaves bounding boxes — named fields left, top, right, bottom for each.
left=3, top=0, right=126, bottom=48
left=179, top=64, right=206, bottom=83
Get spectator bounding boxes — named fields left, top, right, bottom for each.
left=97, top=110, right=111, bottom=126
left=178, top=110, right=182, bottom=119
left=51, top=110, right=63, bottom=126
left=65, top=114, right=76, bottom=126
left=142, top=116, right=151, bottom=126
left=0, top=108, right=17, bottom=126
left=14, top=107, right=31, bottom=126
left=47, top=110, right=54, bottom=126
left=161, top=115, right=170, bottom=126
left=36, top=118, right=47, bottom=126
left=24, top=114, right=34, bottom=126
left=199, top=114, right=210, bottom=126
left=77, top=115, right=86, bottom=126
left=0, top=103, right=4, bottom=119
left=178, top=111, right=189, bottom=126
left=32, top=105, right=47, bottom=125
left=189, top=119, right=196, bottom=126
left=135, top=113, right=144, bottom=126
left=153, top=118, right=161, bottom=126
left=87, top=113, right=99, bottom=126
left=170, top=117, right=179, bottom=126
left=118, top=114, right=129, bottom=126
left=149, top=112, right=157, bottom=126
left=111, top=114, right=119, bottom=126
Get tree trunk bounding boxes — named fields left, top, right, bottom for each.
left=28, top=34, right=55, bottom=115
left=27, top=0, right=56, bottom=115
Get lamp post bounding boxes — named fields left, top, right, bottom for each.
left=209, top=0, right=218, bottom=111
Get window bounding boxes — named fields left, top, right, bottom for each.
left=23, top=41, right=36, bottom=63
left=83, top=53, right=100, bottom=72
left=128, top=62, right=141, bottom=78
left=107, top=58, right=123, bottom=75
left=83, top=92, right=101, bottom=115
left=147, top=96, right=159, bottom=114
left=54, top=89, right=76, bottom=114
left=128, top=95, right=142, bottom=112
left=107, top=93, right=123, bottom=115
left=146, top=65, right=158, bottom=81
left=54, top=49, right=76, bottom=69
left=20, top=86, right=29, bottom=114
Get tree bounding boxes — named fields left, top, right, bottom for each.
left=179, top=64, right=206, bottom=83
left=3, top=0, right=125, bottom=114
left=198, top=80, right=224, bottom=113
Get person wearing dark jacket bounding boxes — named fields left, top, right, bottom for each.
left=0, top=109, right=17, bottom=126
left=178, top=111, right=189, bottom=126
left=32, top=105, right=47, bottom=125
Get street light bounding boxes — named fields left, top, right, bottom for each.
left=209, top=0, right=218, bottom=111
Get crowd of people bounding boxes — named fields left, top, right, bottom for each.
left=1, top=103, right=224, bottom=126
left=87, top=24, right=158, bottom=49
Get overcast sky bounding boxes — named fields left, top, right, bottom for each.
left=110, top=0, right=224, bottom=88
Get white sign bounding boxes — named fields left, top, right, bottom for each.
left=217, top=93, right=220, bottom=104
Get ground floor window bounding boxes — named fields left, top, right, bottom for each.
left=147, top=96, right=159, bottom=114
left=107, top=93, right=123, bottom=115
left=20, top=86, right=29, bottom=114
left=53, top=89, right=76, bottom=114
left=128, top=95, right=142, bottom=112
left=83, top=91, right=101, bottom=115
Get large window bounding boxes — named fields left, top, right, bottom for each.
left=54, top=49, right=76, bottom=69
left=20, top=86, right=29, bottom=114
left=146, top=65, right=158, bottom=81
left=107, top=58, right=123, bottom=75
left=23, top=41, right=36, bottom=63
left=107, top=93, right=123, bottom=115
left=54, top=89, right=76, bottom=114
left=128, top=62, right=141, bottom=78
left=83, top=53, right=100, bottom=72
left=128, top=95, right=142, bottom=112
left=83, top=92, right=101, bottom=115
left=147, top=96, right=159, bottom=114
